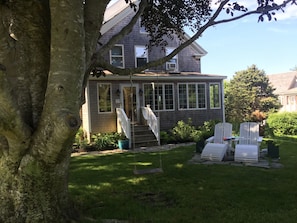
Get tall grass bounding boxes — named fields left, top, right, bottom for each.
left=69, top=138, right=297, bottom=223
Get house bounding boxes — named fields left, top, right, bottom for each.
left=81, top=0, right=227, bottom=146
left=267, top=71, right=297, bottom=112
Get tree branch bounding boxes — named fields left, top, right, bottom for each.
left=84, top=0, right=109, bottom=65
left=94, top=0, right=228, bottom=75
left=32, top=0, right=86, bottom=165
left=93, top=0, right=296, bottom=76
left=99, top=0, right=148, bottom=55
left=0, top=70, right=32, bottom=167
left=213, top=0, right=295, bottom=25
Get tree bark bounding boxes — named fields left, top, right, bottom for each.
left=0, top=0, right=108, bottom=221
left=0, top=151, right=75, bottom=223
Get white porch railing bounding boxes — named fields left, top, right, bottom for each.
left=116, top=108, right=131, bottom=148
left=141, top=105, right=160, bottom=145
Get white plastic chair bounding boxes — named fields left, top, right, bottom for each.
left=201, top=122, right=233, bottom=161
left=234, top=122, right=263, bottom=163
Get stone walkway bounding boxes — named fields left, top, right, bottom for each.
left=188, top=152, right=283, bottom=169
left=71, top=142, right=195, bottom=157
left=71, top=143, right=283, bottom=169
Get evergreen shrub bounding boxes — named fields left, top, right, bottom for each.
left=266, top=112, right=297, bottom=136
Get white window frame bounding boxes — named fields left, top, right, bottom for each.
left=143, top=83, right=175, bottom=111
left=110, top=44, right=125, bottom=68
left=177, top=83, right=206, bottom=110
left=135, top=45, right=148, bottom=68
left=209, top=82, right=221, bottom=109
left=97, top=83, right=113, bottom=113
left=165, top=47, right=178, bottom=72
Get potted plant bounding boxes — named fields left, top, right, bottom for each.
left=117, top=133, right=129, bottom=150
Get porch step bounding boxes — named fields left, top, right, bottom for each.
left=131, top=124, right=159, bottom=148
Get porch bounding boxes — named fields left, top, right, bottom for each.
left=116, top=106, right=160, bottom=149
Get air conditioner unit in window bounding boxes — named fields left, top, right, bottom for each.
left=166, top=62, right=177, bottom=71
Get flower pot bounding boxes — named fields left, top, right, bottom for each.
left=118, top=139, right=129, bottom=150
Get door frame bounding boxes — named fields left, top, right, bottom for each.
left=120, top=83, right=140, bottom=123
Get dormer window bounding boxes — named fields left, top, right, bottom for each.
left=165, top=47, right=178, bottom=72
left=110, top=45, right=124, bottom=68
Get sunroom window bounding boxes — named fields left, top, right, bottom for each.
left=144, top=83, right=174, bottom=111
left=178, top=83, right=206, bottom=110
left=209, top=83, right=221, bottom=109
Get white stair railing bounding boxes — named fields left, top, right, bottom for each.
left=141, top=105, right=160, bottom=145
left=116, top=108, right=131, bottom=148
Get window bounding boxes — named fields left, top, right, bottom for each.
left=209, top=83, right=221, bottom=109
left=178, top=83, right=206, bottom=110
left=135, top=46, right=148, bottom=68
left=110, top=45, right=124, bottom=68
left=98, top=83, right=112, bottom=113
left=144, top=83, right=174, bottom=111
left=165, top=47, right=178, bottom=71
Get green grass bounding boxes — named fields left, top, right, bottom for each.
left=69, top=138, right=297, bottom=223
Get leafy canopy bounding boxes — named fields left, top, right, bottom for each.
left=225, top=65, right=281, bottom=122
left=95, top=0, right=297, bottom=75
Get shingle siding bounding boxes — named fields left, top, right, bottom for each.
left=82, top=6, right=225, bottom=135
left=100, top=12, right=201, bottom=72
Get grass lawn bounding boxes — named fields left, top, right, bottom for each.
left=69, top=138, right=297, bottom=223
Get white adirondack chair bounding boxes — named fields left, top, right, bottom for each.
left=201, top=122, right=233, bottom=161
left=234, top=122, right=263, bottom=163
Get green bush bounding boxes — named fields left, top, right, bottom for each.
left=91, top=132, right=120, bottom=150
left=74, top=127, right=88, bottom=149
left=166, top=119, right=219, bottom=143
left=171, top=119, right=196, bottom=143
left=266, top=112, right=297, bottom=136
left=197, top=120, right=220, bottom=141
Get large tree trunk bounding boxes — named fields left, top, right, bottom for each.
left=0, top=0, right=107, bottom=222
left=0, top=148, right=75, bottom=222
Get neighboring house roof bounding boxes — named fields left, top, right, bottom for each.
left=268, top=71, right=297, bottom=95
left=102, top=0, right=207, bottom=57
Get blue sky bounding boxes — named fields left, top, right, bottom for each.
left=198, top=10, right=297, bottom=79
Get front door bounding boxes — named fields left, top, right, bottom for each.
left=121, top=84, right=139, bottom=123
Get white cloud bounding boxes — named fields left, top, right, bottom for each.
left=273, top=4, right=297, bottom=20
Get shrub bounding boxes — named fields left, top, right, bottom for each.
left=266, top=112, right=297, bottom=136
left=74, top=127, right=88, bottom=150
left=197, top=120, right=220, bottom=141
left=91, top=132, right=120, bottom=150
left=171, top=119, right=196, bottom=143
left=168, top=119, right=219, bottom=143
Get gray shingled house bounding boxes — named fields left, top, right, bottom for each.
left=268, top=71, right=297, bottom=112
left=81, top=0, right=227, bottom=147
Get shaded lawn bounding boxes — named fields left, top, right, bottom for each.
left=69, top=139, right=297, bottom=223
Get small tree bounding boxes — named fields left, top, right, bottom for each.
left=225, top=65, right=280, bottom=122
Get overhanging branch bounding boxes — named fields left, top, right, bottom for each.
left=94, top=0, right=228, bottom=75
left=91, top=0, right=296, bottom=76
left=99, top=0, right=149, bottom=55
left=213, top=0, right=295, bottom=25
